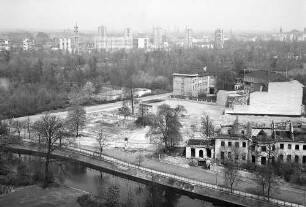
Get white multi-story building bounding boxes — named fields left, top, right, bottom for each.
left=59, top=38, right=72, bottom=53
left=172, top=72, right=215, bottom=98
left=0, top=39, right=10, bottom=51
left=23, top=38, right=35, bottom=50
left=133, top=37, right=149, bottom=49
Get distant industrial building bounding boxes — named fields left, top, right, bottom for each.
left=172, top=71, right=215, bottom=98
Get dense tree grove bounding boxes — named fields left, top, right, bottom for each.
left=1, top=40, right=306, bottom=118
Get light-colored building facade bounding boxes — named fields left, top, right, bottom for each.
left=214, top=137, right=249, bottom=164
left=95, top=26, right=133, bottom=51
left=153, top=27, right=164, bottom=49
left=59, top=38, right=72, bottom=53
left=186, top=121, right=306, bottom=166
left=23, top=38, right=35, bottom=50
left=227, top=80, right=304, bottom=116
left=172, top=72, right=215, bottom=98
left=0, top=39, right=10, bottom=51
left=214, top=28, right=224, bottom=49
left=133, top=37, right=149, bottom=49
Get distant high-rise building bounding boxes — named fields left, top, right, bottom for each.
left=153, top=27, right=164, bottom=49
left=96, top=25, right=107, bottom=51
left=124, top=28, right=132, bottom=39
left=280, top=26, right=283, bottom=33
left=74, top=22, right=79, bottom=54
left=185, top=28, right=193, bottom=47
left=214, top=28, right=224, bottom=49
left=124, top=28, right=133, bottom=49
left=98, top=25, right=107, bottom=38
left=304, top=27, right=306, bottom=33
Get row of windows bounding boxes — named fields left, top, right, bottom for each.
left=221, top=141, right=246, bottom=148
left=220, top=151, right=247, bottom=160
left=279, top=143, right=306, bottom=151
left=278, top=154, right=306, bottom=163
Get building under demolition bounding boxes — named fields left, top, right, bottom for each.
left=185, top=121, right=306, bottom=166
left=225, top=80, right=304, bottom=116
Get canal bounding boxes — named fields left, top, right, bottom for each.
left=19, top=154, right=228, bottom=207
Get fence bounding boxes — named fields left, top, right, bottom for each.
left=18, top=140, right=305, bottom=207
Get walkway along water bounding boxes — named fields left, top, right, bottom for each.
left=4, top=140, right=305, bottom=207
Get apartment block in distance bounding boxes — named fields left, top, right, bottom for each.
left=172, top=71, right=215, bottom=98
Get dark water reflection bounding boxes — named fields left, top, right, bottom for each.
left=20, top=155, right=224, bottom=207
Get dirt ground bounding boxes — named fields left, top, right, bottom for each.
left=77, top=97, right=306, bottom=154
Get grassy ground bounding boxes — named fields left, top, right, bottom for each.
left=0, top=184, right=85, bottom=207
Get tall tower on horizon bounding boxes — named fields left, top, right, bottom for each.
left=214, top=28, right=224, bottom=49
left=74, top=22, right=79, bottom=54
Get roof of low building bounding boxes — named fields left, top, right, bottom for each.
left=187, top=139, right=213, bottom=146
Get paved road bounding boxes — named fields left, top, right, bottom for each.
left=14, top=93, right=171, bottom=122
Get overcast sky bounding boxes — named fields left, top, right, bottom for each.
left=1, top=0, right=306, bottom=33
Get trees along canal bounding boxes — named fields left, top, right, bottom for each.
left=66, top=104, right=87, bottom=137
left=147, top=104, right=186, bottom=150
left=32, top=113, right=74, bottom=188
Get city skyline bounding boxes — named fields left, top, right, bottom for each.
left=1, top=0, right=306, bottom=33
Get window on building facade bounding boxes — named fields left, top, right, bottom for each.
left=242, top=153, right=246, bottom=160
left=235, top=142, right=239, bottom=147
left=303, top=156, right=306, bottom=164
left=228, top=142, right=232, bottom=147
left=261, top=146, right=266, bottom=151
left=221, top=151, right=225, bottom=160
left=303, top=145, right=306, bottom=150
left=261, top=157, right=267, bottom=165
left=280, top=144, right=284, bottom=149
left=191, top=148, right=195, bottom=157
left=287, top=155, right=291, bottom=161
left=278, top=154, right=283, bottom=162
left=228, top=152, right=232, bottom=159
left=288, top=144, right=291, bottom=150
left=295, top=145, right=299, bottom=150
left=221, top=141, right=225, bottom=147
left=242, top=142, right=246, bottom=147
left=295, top=155, right=299, bottom=163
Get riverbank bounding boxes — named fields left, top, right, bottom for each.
left=8, top=143, right=301, bottom=207
left=0, top=184, right=85, bottom=207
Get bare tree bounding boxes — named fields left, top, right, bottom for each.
left=135, top=152, right=145, bottom=166
left=201, top=114, right=214, bottom=138
left=147, top=104, right=186, bottom=150
left=32, top=114, right=71, bottom=188
left=66, top=104, right=87, bottom=137
left=25, top=116, right=32, bottom=139
left=96, top=129, right=108, bottom=157
left=119, top=100, right=132, bottom=122
left=255, top=164, right=277, bottom=201
left=223, top=159, right=240, bottom=193
left=11, top=119, right=23, bottom=137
